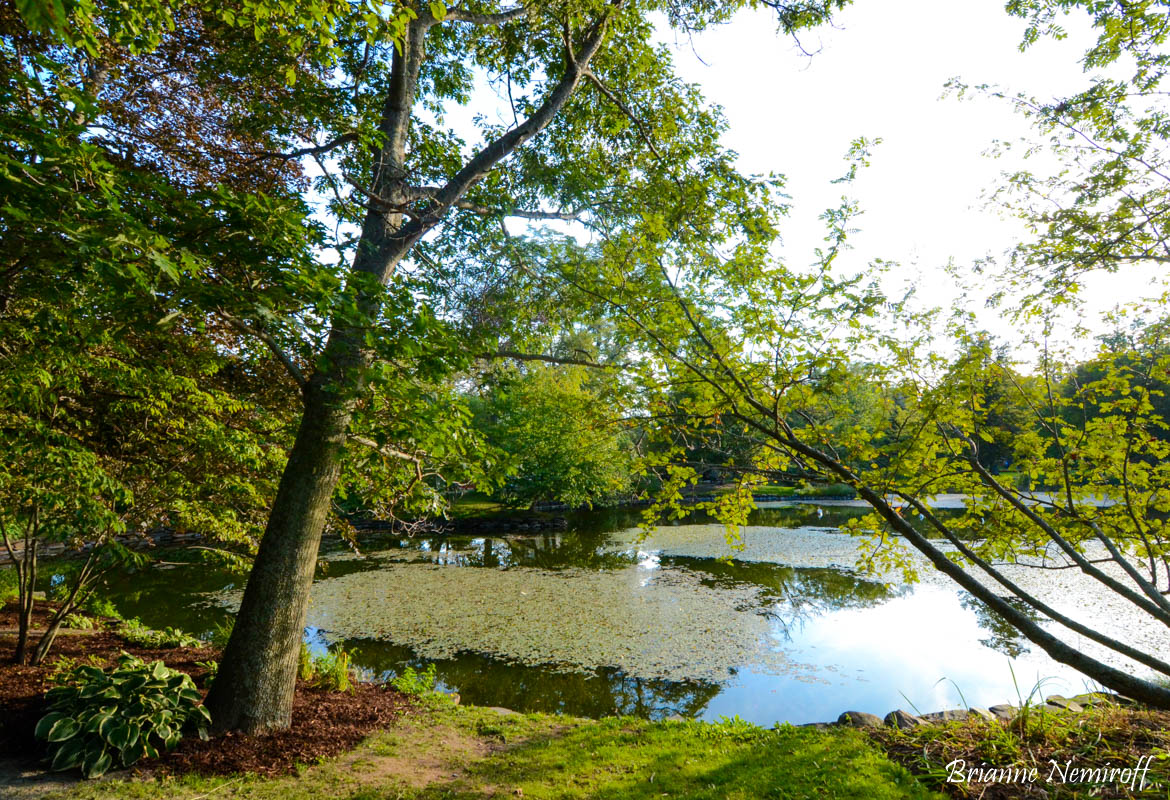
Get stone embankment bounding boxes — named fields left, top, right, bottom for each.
left=819, top=691, right=1131, bottom=731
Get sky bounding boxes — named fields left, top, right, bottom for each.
left=339, top=1, right=1164, bottom=352
left=657, top=0, right=1162, bottom=345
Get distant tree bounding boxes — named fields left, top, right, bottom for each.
left=473, top=364, right=634, bottom=509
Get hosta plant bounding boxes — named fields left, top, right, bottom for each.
left=35, top=652, right=211, bottom=778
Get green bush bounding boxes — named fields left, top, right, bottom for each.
left=79, top=594, right=123, bottom=621
left=208, top=618, right=234, bottom=648
left=390, top=663, right=438, bottom=697
left=117, top=618, right=201, bottom=649
left=194, top=660, right=218, bottom=688
left=62, top=613, right=98, bottom=630
left=0, top=567, right=17, bottom=603
left=35, top=652, right=211, bottom=778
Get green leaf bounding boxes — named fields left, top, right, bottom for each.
left=83, top=748, right=112, bottom=779
left=45, top=717, right=80, bottom=743
left=35, top=712, right=68, bottom=740
left=49, top=737, right=86, bottom=771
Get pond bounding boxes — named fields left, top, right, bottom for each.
left=91, top=504, right=1161, bottom=726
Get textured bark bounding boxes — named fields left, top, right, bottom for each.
left=204, top=386, right=354, bottom=731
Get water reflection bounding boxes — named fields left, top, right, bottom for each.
left=344, top=639, right=721, bottom=719
left=958, top=591, right=1043, bottom=658
left=665, top=556, right=902, bottom=640
left=83, top=502, right=1102, bottom=725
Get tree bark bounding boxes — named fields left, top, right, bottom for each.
left=203, top=387, right=355, bottom=731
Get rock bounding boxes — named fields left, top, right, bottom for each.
left=798, top=722, right=834, bottom=730
left=1043, top=696, right=1084, bottom=713
left=883, top=709, right=925, bottom=730
left=988, top=704, right=1017, bottom=721
left=837, top=711, right=883, bottom=728
left=485, top=706, right=520, bottom=715
left=921, top=709, right=972, bottom=723
left=1070, top=692, right=1112, bottom=707
left=968, top=707, right=995, bottom=721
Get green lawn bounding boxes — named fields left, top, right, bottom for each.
left=33, top=706, right=942, bottom=800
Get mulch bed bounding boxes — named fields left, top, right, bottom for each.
left=0, top=602, right=416, bottom=778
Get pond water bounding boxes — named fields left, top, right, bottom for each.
left=91, top=504, right=1159, bottom=725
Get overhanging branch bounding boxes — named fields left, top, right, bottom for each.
left=480, top=349, right=629, bottom=370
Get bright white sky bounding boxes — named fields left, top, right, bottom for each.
left=659, top=0, right=1162, bottom=343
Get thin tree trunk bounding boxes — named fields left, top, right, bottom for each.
left=16, top=539, right=35, bottom=664
left=29, top=547, right=98, bottom=666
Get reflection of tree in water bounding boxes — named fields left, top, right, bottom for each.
left=958, top=591, right=1041, bottom=658
left=663, top=556, right=901, bottom=640
left=323, top=531, right=637, bottom=571
left=341, top=638, right=720, bottom=720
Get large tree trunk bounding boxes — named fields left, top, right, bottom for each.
left=204, top=12, right=432, bottom=734
left=204, top=387, right=353, bottom=732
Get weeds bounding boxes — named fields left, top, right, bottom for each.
left=298, top=644, right=356, bottom=693
left=389, top=663, right=438, bottom=697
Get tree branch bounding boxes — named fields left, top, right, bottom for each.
left=445, top=4, right=529, bottom=25
left=348, top=434, right=423, bottom=464
left=480, top=349, right=629, bottom=370
left=244, top=132, right=358, bottom=164
left=218, top=311, right=308, bottom=392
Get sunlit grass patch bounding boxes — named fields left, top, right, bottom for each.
left=29, top=705, right=943, bottom=800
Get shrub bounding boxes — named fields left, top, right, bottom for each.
left=208, top=618, right=234, bottom=648
left=79, top=594, right=123, bottom=621
left=390, top=663, right=438, bottom=697
left=194, top=660, right=218, bottom=688
left=35, top=653, right=211, bottom=778
left=117, top=618, right=201, bottom=649
left=298, top=641, right=314, bottom=682
left=62, top=613, right=97, bottom=630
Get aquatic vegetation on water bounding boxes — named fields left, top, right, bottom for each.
left=216, top=562, right=808, bottom=684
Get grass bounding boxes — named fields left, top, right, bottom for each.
left=30, top=705, right=943, bottom=800
left=869, top=700, right=1170, bottom=798
left=448, top=492, right=506, bottom=518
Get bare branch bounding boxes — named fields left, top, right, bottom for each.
left=349, top=434, right=423, bottom=464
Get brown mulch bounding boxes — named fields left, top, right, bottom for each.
left=0, top=602, right=416, bottom=778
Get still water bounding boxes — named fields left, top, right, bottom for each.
left=94, top=504, right=1143, bottom=725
